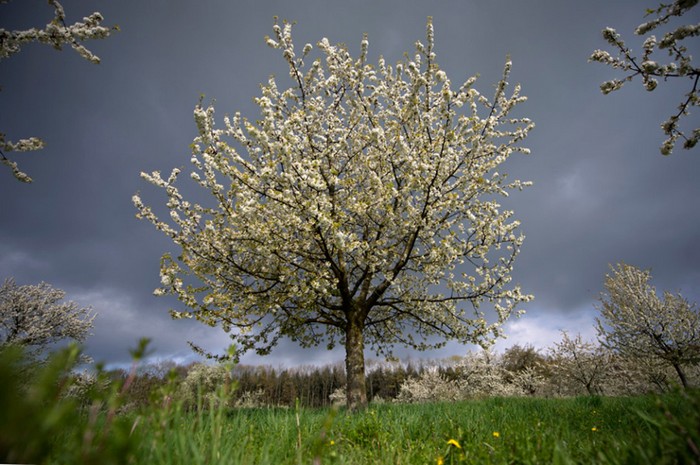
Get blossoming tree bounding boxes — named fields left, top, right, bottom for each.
left=589, top=0, right=699, bottom=155
left=134, top=18, right=533, bottom=410
left=0, top=278, right=95, bottom=359
left=549, top=332, right=610, bottom=396
left=0, top=0, right=116, bottom=183
left=596, top=263, right=700, bottom=388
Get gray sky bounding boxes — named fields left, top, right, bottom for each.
left=1, top=0, right=699, bottom=368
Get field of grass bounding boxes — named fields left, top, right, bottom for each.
left=2, top=345, right=699, bottom=464
left=127, top=393, right=698, bottom=465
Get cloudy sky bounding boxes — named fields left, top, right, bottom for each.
left=1, top=0, right=699, bottom=368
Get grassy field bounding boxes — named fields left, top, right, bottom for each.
left=2, top=346, right=699, bottom=464
left=128, top=392, right=698, bottom=465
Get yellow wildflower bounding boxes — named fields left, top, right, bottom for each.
left=437, top=457, right=444, bottom=465
left=446, top=438, right=462, bottom=449
left=493, top=431, right=500, bottom=438
left=591, top=427, right=598, bottom=432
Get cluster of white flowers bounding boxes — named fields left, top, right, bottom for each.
left=178, top=362, right=233, bottom=409
left=596, top=263, right=700, bottom=388
left=328, top=386, right=347, bottom=407
left=0, top=134, right=45, bottom=183
left=62, top=370, right=100, bottom=403
left=0, top=278, right=95, bottom=358
left=135, top=18, right=533, bottom=408
left=395, top=351, right=539, bottom=403
left=589, top=0, right=699, bottom=155
left=234, top=388, right=267, bottom=408
left=392, top=335, right=699, bottom=403
left=1, top=0, right=116, bottom=182
left=395, top=368, right=463, bottom=403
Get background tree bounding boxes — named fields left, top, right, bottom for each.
left=501, top=343, right=547, bottom=395
left=177, top=362, right=232, bottom=410
left=549, top=332, right=610, bottom=396
left=501, top=343, right=545, bottom=374
left=0, top=0, right=116, bottom=182
left=395, top=367, right=463, bottom=403
left=589, top=0, right=699, bottom=155
left=453, top=350, right=519, bottom=397
left=596, top=263, right=700, bottom=388
left=0, top=278, right=95, bottom=359
left=134, top=18, right=533, bottom=410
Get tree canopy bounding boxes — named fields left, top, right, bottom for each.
left=0, top=278, right=95, bottom=359
left=134, top=18, right=533, bottom=409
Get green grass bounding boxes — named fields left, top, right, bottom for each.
left=2, top=346, right=698, bottom=464
left=127, top=393, right=698, bottom=465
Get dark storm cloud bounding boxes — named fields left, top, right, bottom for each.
left=1, top=0, right=698, bottom=367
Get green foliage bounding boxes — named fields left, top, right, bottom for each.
left=342, top=408, right=386, bottom=448
left=0, top=344, right=138, bottom=465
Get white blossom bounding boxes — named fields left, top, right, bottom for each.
left=395, top=350, right=527, bottom=403
left=590, top=0, right=699, bottom=154
left=596, top=263, right=700, bottom=388
left=135, top=18, right=533, bottom=410
left=549, top=332, right=611, bottom=396
left=1, top=1, right=116, bottom=182
left=178, top=362, right=233, bottom=409
left=395, top=369, right=463, bottom=403
left=0, top=278, right=95, bottom=359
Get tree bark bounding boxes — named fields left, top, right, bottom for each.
left=671, top=361, right=689, bottom=388
left=345, top=314, right=367, bottom=411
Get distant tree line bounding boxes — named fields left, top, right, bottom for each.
left=102, top=338, right=699, bottom=411
left=105, top=358, right=424, bottom=410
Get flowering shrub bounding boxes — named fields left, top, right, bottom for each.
left=0, top=278, right=95, bottom=360
left=329, top=387, right=347, bottom=407
left=395, top=351, right=535, bottom=403
left=509, top=366, right=546, bottom=396
left=234, top=388, right=266, bottom=408
left=178, top=362, right=234, bottom=410
left=396, top=368, right=463, bottom=403
left=454, top=351, right=522, bottom=397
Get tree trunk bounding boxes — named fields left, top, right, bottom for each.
left=345, top=316, right=367, bottom=411
left=671, top=361, right=689, bottom=388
